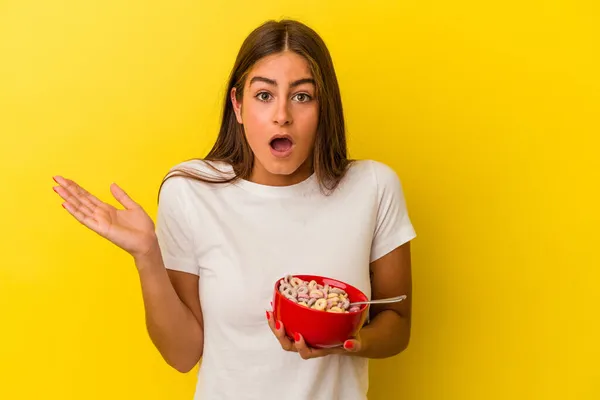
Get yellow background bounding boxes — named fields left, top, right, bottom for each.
left=1, top=1, right=598, bottom=399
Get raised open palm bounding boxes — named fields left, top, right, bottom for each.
left=52, top=176, right=158, bottom=259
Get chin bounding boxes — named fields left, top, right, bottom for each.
left=263, top=160, right=305, bottom=176
left=254, top=151, right=312, bottom=181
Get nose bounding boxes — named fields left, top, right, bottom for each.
left=272, top=98, right=292, bottom=126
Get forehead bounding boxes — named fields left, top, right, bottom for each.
left=247, top=51, right=313, bottom=81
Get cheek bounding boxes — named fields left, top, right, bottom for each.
left=295, top=107, right=319, bottom=142
left=241, top=103, right=270, bottom=142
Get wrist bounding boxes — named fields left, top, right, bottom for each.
left=133, top=236, right=162, bottom=271
left=349, top=311, right=409, bottom=359
left=352, top=326, right=370, bottom=357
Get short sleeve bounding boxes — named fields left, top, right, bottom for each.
left=370, top=161, right=417, bottom=262
left=155, top=176, right=200, bottom=276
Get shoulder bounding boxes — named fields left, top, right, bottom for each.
left=340, top=159, right=409, bottom=215
left=158, top=159, right=235, bottom=202
left=343, top=159, right=404, bottom=192
left=161, top=159, right=234, bottom=189
left=164, top=158, right=234, bottom=181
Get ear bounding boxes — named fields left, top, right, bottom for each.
left=231, top=87, right=243, bottom=124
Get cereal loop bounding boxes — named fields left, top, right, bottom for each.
left=298, top=293, right=309, bottom=301
left=297, top=286, right=309, bottom=295
left=313, top=298, right=327, bottom=311
left=290, top=277, right=303, bottom=288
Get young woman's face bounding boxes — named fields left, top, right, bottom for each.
left=231, top=51, right=319, bottom=185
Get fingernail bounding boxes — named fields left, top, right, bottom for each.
left=266, top=311, right=271, bottom=320
left=52, top=176, right=57, bottom=183
left=294, top=332, right=300, bottom=342
left=344, top=341, right=354, bottom=350
left=275, top=321, right=281, bottom=330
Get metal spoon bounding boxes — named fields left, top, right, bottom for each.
left=349, top=295, right=407, bottom=306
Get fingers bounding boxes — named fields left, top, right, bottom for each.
left=265, top=312, right=359, bottom=359
left=266, top=311, right=296, bottom=352
left=53, top=177, right=97, bottom=217
left=110, top=183, right=139, bottom=210
left=293, top=333, right=336, bottom=359
left=53, top=176, right=106, bottom=214
left=342, top=338, right=361, bottom=353
left=52, top=175, right=112, bottom=233
left=61, top=200, right=100, bottom=232
left=293, top=333, right=321, bottom=359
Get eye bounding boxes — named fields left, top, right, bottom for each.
left=293, top=93, right=312, bottom=103
left=255, top=91, right=272, bottom=102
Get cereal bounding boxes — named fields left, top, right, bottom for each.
left=313, top=298, right=327, bottom=311
left=278, top=275, right=363, bottom=313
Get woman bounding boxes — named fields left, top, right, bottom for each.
left=52, top=19, right=416, bottom=400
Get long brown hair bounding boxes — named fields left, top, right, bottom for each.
left=160, top=19, right=351, bottom=196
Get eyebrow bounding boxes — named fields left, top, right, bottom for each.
left=249, top=76, right=315, bottom=88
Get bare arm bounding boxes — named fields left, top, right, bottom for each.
left=136, top=241, right=204, bottom=373
left=51, top=176, right=203, bottom=372
left=355, top=241, right=412, bottom=358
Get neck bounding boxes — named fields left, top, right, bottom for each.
left=249, top=160, right=313, bottom=187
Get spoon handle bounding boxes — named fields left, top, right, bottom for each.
left=349, top=295, right=407, bottom=306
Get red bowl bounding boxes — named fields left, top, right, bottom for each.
left=272, top=274, right=370, bottom=349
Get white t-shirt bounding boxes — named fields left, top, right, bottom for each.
left=155, top=158, right=416, bottom=400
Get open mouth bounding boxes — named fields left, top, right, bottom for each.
left=269, top=136, right=294, bottom=153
